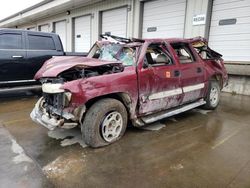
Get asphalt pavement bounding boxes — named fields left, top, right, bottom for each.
left=0, top=92, right=250, bottom=188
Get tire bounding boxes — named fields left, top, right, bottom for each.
left=203, top=80, right=221, bottom=110
left=81, top=98, right=128, bottom=148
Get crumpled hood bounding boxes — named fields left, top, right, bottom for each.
left=34, top=56, right=122, bottom=79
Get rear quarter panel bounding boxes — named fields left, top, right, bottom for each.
left=203, top=58, right=228, bottom=88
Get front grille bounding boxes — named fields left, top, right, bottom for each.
left=43, top=93, right=69, bottom=112
left=41, top=78, right=71, bottom=115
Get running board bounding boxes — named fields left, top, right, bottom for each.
left=0, top=85, right=41, bottom=93
left=141, top=99, right=206, bottom=124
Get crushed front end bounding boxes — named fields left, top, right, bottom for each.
left=30, top=78, right=85, bottom=130
left=30, top=41, right=133, bottom=130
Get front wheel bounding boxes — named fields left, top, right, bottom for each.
left=203, top=81, right=221, bottom=110
left=81, top=98, right=128, bottom=148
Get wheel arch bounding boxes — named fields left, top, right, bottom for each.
left=210, top=73, right=223, bottom=89
left=84, top=92, right=134, bottom=117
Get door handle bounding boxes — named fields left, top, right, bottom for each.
left=174, top=70, right=181, bottom=77
left=197, top=67, right=202, bottom=73
left=12, top=55, right=23, bottom=59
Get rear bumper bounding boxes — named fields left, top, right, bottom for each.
left=30, top=97, right=85, bottom=130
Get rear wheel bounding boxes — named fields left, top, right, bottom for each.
left=203, top=80, right=221, bottom=110
left=81, top=98, right=127, bottom=148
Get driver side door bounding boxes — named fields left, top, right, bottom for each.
left=138, top=42, right=182, bottom=115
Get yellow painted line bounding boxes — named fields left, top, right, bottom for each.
left=211, top=129, right=240, bottom=149
left=4, top=118, right=30, bottom=125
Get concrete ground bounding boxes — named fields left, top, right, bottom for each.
left=0, top=92, right=250, bottom=188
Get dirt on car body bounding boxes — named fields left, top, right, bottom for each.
left=31, top=35, right=228, bottom=148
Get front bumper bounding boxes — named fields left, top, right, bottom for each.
left=30, top=98, right=64, bottom=130
left=30, top=97, right=85, bottom=130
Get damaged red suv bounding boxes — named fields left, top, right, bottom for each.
left=31, top=35, right=228, bottom=148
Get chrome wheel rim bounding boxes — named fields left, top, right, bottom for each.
left=101, top=111, right=123, bottom=142
left=210, top=86, right=219, bottom=106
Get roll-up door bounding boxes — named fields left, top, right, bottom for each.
left=39, top=24, right=49, bottom=32
left=142, top=0, right=186, bottom=38
left=27, top=27, right=36, bottom=31
left=209, top=0, right=250, bottom=61
left=54, top=20, right=66, bottom=49
left=74, top=15, right=91, bottom=52
left=101, top=7, right=128, bottom=37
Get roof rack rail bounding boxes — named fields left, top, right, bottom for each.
left=131, top=38, right=145, bottom=43
left=100, top=34, right=132, bottom=43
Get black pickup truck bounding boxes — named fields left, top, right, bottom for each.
left=0, top=28, right=86, bottom=92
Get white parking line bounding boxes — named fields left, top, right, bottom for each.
left=211, top=129, right=240, bottom=149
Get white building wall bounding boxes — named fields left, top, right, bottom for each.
left=39, top=24, right=49, bottom=32
left=74, top=15, right=92, bottom=52
left=131, top=0, right=141, bottom=38
left=184, top=0, right=210, bottom=38
left=209, top=0, right=250, bottom=62
left=101, top=7, right=128, bottom=37
left=70, top=0, right=132, bottom=51
left=7, top=0, right=212, bottom=51
left=142, top=0, right=187, bottom=38
left=14, top=0, right=211, bottom=53
left=15, top=0, right=132, bottom=52
left=2, top=0, right=250, bottom=94
left=132, top=0, right=210, bottom=39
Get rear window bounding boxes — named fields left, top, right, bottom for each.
left=0, top=33, right=22, bottom=49
left=28, top=34, right=56, bottom=50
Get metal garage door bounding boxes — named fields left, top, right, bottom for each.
left=209, top=0, right=250, bottom=61
left=74, top=15, right=91, bottom=52
left=54, top=20, right=66, bottom=49
left=39, top=24, right=49, bottom=32
left=102, top=7, right=128, bottom=37
left=27, top=27, right=36, bottom=31
left=142, top=0, right=186, bottom=38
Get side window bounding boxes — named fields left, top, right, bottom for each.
left=28, top=35, right=56, bottom=50
left=192, top=41, right=209, bottom=59
left=194, top=47, right=211, bottom=60
left=171, top=43, right=195, bottom=64
left=193, top=46, right=222, bottom=60
left=144, top=43, right=173, bottom=67
left=0, top=33, right=22, bottom=49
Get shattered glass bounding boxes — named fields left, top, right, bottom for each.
left=99, top=44, right=121, bottom=61
left=118, top=48, right=134, bottom=66
left=96, top=44, right=134, bottom=66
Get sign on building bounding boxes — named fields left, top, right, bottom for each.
left=193, top=14, right=206, bottom=25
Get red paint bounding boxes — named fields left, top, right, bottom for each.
left=35, top=56, right=123, bottom=79
left=34, top=37, right=228, bottom=119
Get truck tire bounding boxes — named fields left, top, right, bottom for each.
left=81, top=98, right=128, bottom=148
left=203, top=80, right=221, bottom=110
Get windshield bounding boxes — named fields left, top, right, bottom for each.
left=88, top=43, right=135, bottom=66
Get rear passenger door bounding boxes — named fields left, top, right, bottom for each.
left=0, top=31, right=27, bottom=82
left=171, top=42, right=205, bottom=104
left=26, top=32, right=64, bottom=80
